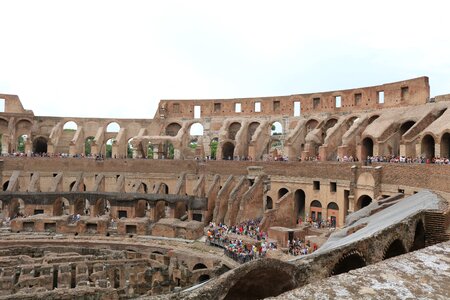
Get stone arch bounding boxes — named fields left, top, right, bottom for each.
left=323, top=118, right=338, bottom=135
left=421, top=134, right=435, bottom=159
left=193, top=263, right=208, bottom=271
left=210, top=137, right=219, bottom=160
left=84, top=136, right=95, bottom=156
left=368, top=115, right=380, bottom=124
left=53, top=197, right=70, bottom=216
left=327, top=202, right=339, bottom=227
left=222, top=142, right=235, bottom=160
left=94, top=198, right=110, bottom=216
left=106, top=122, right=120, bottom=132
left=305, top=119, right=319, bottom=133
left=223, top=259, right=299, bottom=300
left=278, top=188, right=289, bottom=199
left=346, top=116, right=359, bottom=128
left=265, top=196, right=273, bottom=210
left=270, top=121, right=283, bottom=136
left=356, top=172, right=375, bottom=187
left=310, top=200, right=322, bottom=221
left=331, top=251, right=366, bottom=275
left=383, top=238, right=407, bottom=260
left=160, top=183, right=169, bottom=194
left=135, top=200, right=148, bottom=218
left=63, top=121, right=78, bottom=130
left=294, top=189, right=306, bottom=222
left=15, top=119, right=33, bottom=137
left=228, top=122, right=241, bottom=140
left=440, top=132, right=450, bottom=158
left=32, top=136, right=48, bottom=154
left=356, top=195, right=372, bottom=210
left=362, top=137, right=374, bottom=158
left=247, top=122, right=260, bottom=142
left=105, top=138, right=115, bottom=158
left=399, top=120, right=415, bottom=136
left=3, top=180, right=9, bottom=191
left=9, top=198, right=25, bottom=218
left=189, top=122, right=204, bottom=136
left=410, top=219, right=425, bottom=251
left=198, top=274, right=210, bottom=283
left=74, top=199, right=90, bottom=215
left=166, top=123, right=182, bottom=136
left=17, top=134, right=28, bottom=153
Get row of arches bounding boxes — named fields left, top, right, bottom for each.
left=362, top=132, right=450, bottom=160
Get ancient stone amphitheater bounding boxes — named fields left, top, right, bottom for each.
left=0, top=76, right=449, bottom=299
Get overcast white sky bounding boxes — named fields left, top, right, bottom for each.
left=1, top=0, right=450, bottom=119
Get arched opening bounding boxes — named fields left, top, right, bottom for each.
left=113, top=269, right=120, bottom=288
left=3, top=180, right=9, bottom=191
left=53, top=197, right=70, bottom=216
left=139, top=182, right=148, bottom=193
left=74, top=199, right=90, bottom=215
left=383, top=239, right=406, bottom=260
left=198, top=274, right=210, bottom=283
left=266, top=196, right=273, bottom=210
left=356, top=195, right=372, bottom=210
left=160, top=183, right=169, bottom=194
left=247, top=122, right=260, bottom=143
left=147, top=143, right=154, bottom=159
left=310, top=200, right=322, bottom=222
left=193, top=263, right=208, bottom=271
left=224, top=262, right=298, bottom=300
left=323, top=118, right=338, bottom=139
left=368, top=115, right=380, bottom=124
left=84, top=136, right=95, bottom=156
left=305, top=119, right=318, bottom=133
left=421, top=134, right=435, bottom=160
left=17, top=134, right=27, bottom=153
left=9, top=198, right=25, bottom=218
left=362, top=137, right=374, bottom=158
left=440, top=133, right=450, bottom=159
left=294, top=189, right=306, bottom=222
left=228, top=122, right=241, bottom=140
left=166, top=123, right=182, bottom=136
left=32, top=136, right=48, bottom=154
left=164, top=142, right=174, bottom=159
left=327, top=202, right=339, bottom=227
left=410, top=220, right=426, bottom=251
left=278, top=188, right=289, bottom=199
left=94, top=199, right=110, bottom=216
left=127, top=138, right=135, bottom=158
left=270, top=121, right=283, bottom=136
left=400, top=121, right=415, bottom=136
left=210, top=137, right=218, bottom=160
left=105, top=138, right=115, bottom=158
left=190, top=123, right=204, bottom=136
left=135, top=200, right=148, bottom=218
left=222, top=142, right=235, bottom=160
left=106, top=122, right=120, bottom=133
left=331, top=253, right=366, bottom=275
left=63, top=121, right=78, bottom=131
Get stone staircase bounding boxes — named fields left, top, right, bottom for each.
left=425, top=211, right=450, bottom=246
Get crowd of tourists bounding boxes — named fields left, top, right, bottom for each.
left=206, top=219, right=277, bottom=263
left=335, top=155, right=450, bottom=165
left=287, top=238, right=318, bottom=256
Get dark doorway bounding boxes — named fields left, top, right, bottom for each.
left=33, top=136, right=48, bottom=154
left=441, top=133, right=450, bottom=158
left=331, top=253, right=366, bottom=275
left=410, top=220, right=426, bottom=251
left=357, top=195, right=372, bottom=210
left=222, top=142, right=235, bottom=160
left=295, top=189, right=306, bottom=222
left=362, top=137, right=374, bottom=158
left=421, top=134, right=435, bottom=159
left=383, top=239, right=406, bottom=259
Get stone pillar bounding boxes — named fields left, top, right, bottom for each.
left=399, top=144, right=406, bottom=157
left=1, top=134, right=10, bottom=155
left=318, top=145, right=328, bottom=161
left=435, top=143, right=441, bottom=158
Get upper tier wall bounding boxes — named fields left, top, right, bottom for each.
left=2, top=158, right=449, bottom=193
left=156, top=77, right=430, bottom=119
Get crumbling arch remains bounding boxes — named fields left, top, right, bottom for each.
left=410, top=219, right=426, bottom=251
left=222, top=142, right=235, bottom=160
left=53, top=197, right=70, bottom=216
left=383, top=238, right=407, bottom=260
left=278, top=188, right=289, bottom=199
left=440, top=132, right=450, bottom=158
left=331, top=251, right=366, bottom=276
left=356, top=195, right=372, bottom=210
left=421, top=134, right=435, bottom=159
left=32, top=136, right=48, bottom=154
left=166, top=123, right=182, bottom=136
left=228, top=122, right=241, bottom=140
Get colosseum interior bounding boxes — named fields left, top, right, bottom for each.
left=0, top=76, right=449, bottom=299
